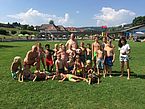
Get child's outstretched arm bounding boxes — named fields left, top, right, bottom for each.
left=58, top=76, right=67, bottom=82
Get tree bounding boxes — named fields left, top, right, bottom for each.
left=0, top=29, right=9, bottom=35
left=11, top=30, right=17, bottom=35
left=49, top=20, right=54, bottom=25
left=132, top=16, right=145, bottom=26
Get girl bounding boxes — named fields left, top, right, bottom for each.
left=118, top=37, right=131, bottom=79
left=11, top=56, right=23, bottom=82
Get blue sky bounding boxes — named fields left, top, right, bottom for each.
left=0, top=0, right=145, bottom=27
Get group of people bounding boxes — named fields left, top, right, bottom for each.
left=10, top=33, right=131, bottom=84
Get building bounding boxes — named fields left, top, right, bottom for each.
left=39, top=24, right=69, bottom=38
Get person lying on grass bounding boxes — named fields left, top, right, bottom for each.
left=33, top=70, right=53, bottom=82
left=11, top=56, right=24, bottom=82
left=58, top=73, right=88, bottom=83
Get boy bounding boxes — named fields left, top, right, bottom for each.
left=104, top=40, right=115, bottom=77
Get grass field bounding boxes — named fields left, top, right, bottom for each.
left=0, top=40, right=145, bottom=109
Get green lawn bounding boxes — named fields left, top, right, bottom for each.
left=0, top=40, right=145, bottom=109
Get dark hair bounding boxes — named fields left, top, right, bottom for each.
left=118, top=37, right=127, bottom=48
left=45, top=44, right=50, bottom=48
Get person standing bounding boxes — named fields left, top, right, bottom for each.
left=65, top=33, right=78, bottom=50
left=118, top=37, right=131, bottom=80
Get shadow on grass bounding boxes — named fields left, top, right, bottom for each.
left=0, top=45, right=18, bottom=48
left=112, top=71, right=145, bottom=79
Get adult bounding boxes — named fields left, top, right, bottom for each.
left=24, top=45, right=39, bottom=71
left=65, top=33, right=78, bottom=50
left=118, top=37, right=131, bottom=79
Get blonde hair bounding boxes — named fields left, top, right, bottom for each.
left=13, top=56, right=21, bottom=63
left=86, top=60, right=91, bottom=65
left=54, top=44, right=58, bottom=48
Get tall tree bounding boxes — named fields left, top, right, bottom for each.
left=132, top=16, right=145, bottom=26
left=49, top=20, right=55, bottom=25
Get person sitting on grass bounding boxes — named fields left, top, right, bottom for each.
left=11, top=56, right=23, bottom=82
left=88, top=71, right=100, bottom=85
left=66, top=56, right=75, bottom=74
left=58, top=73, right=88, bottom=83
left=72, top=55, right=84, bottom=77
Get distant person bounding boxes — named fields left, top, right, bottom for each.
left=24, top=45, right=39, bottom=72
left=118, top=37, right=131, bottom=79
left=65, top=33, right=78, bottom=50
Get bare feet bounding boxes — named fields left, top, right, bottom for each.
left=119, top=75, right=123, bottom=77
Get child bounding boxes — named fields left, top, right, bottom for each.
left=85, top=60, right=93, bottom=78
left=37, top=42, right=45, bottom=70
left=59, top=73, right=88, bottom=83
left=11, top=56, right=23, bottom=82
left=86, top=43, right=92, bottom=61
left=72, top=55, right=84, bottom=77
left=45, top=44, right=54, bottom=72
left=59, top=45, right=68, bottom=66
left=66, top=56, right=75, bottom=74
left=92, top=36, right=101, bottom=70
left=118, top=37, right=131, bottom=79
left=80, top=42, right=87, bottom=64
left=33, top=70, right=53, bottom=82
left=96, top=46, right=104, bottom=76
left=104, top=40, right=115, bottom=77
left=53, top=44, right=59, bottom=65
left=52, top=54, right=66, bottom=80
left=66, top=45, right=76, bottom=58
left=88, top=71, right=100, bottom=85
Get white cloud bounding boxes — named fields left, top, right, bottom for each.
left=7, top=8, right=71, bottom=26
left=94, top=7, right=136, bottom=27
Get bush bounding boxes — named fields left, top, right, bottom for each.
left=11, top=30, right=17, bottom=35
left=0, top=29, right=9, bottom=35
left=20, top=31, right=30, bottom=35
